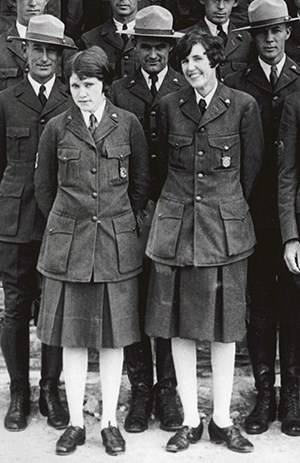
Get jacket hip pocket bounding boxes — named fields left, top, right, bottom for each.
left=0, top=182, right=24, bottom=236
left=113, top=210, right=142, bottom=274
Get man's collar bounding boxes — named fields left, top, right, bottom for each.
left=141, top=66, right=168, bottom=90
left=113, top=18, right=135, bottom=32
left=27, top=73, right=56, bottom=98
left=205, top=17, right=229, bottom=36
left=16, top=20, right=27, bottom=38
left=258, top=54, right=286, bottom=79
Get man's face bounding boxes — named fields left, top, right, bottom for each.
left=110, top=0, right=139, bottom=22
left=181, top=42, right=217, bottom=97
left=17, top=0, right=48, bottom=26
left=135, top=37, right=172, bottom=75
left=70, top=74, right=105, bottom=113
left=201, top=0, right=238, bottom=25
left=24, top=41, right=60, bottom=84
left=254, top=24, right=291, bottom=65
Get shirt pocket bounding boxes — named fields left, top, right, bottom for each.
left=0, top=181, right=24, bottom=236
left=168, top=134, right=194, bottom=172
left=39, top=211, right=75, bottom=274
left=147, top=196, right=184, bottom=259
left=112, top=210, right=142, bottom=274
left=7, top=127, right=31, bottom=161
left=219, top=198, right=256, bottom=256
left=209, top=134, right=240, bottom=171
left=57, top=148, right=81, bottom=187
left=105, top=144, right=131, bottom=185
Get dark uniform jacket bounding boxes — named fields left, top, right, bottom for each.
left=0, top=77, right=70, bottom=243
left=110, top=66, right=186, bottom=200
left=225, top=57, right=300, bottom=229
left=80, top=18, right=140, bottom=80
left=34, top=99, right=150, bottom=283
left=146, top=83, right=263, bottom=267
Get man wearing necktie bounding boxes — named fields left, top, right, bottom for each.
left=110, top=6, right=186, bottom=435
left=225, top=0, right=300, bottom=437
left=0, top=14, right=77, bottom=432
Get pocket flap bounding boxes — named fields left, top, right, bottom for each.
left=57, top=148, right=80, bottom=162
left=7, top=127, right=30, bottom=139
left=0, top=181, right=24, bottom=198
left=219, top=199, right=249, bottom=220
left=209, top=134, right=239, bottom=150
left=106, top=144, right=131, bottom=159
left=113, top=211, right=137, bottom=234
left=0, top=68, right=18, bottom=79
left=168, top=134, right=193, bottom=149
left=46, top=212, right=75, bottom=235
left=157, top=198, right=184, bottom=219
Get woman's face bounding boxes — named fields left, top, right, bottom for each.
left=70, top=73, right=104, bottom=113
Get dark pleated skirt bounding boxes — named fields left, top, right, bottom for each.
left=37, top=276, right=140, bottom=349
left=145, top=259, right=248, bottom=343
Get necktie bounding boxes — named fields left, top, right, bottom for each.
left=270, top=65, right=278, bottom=91
left=38, top=84, right=47, bottom=107
left=217, top=24, right=228, bottom=47
left=122, top=23, right=129, bottom=46
left=149, top=74, right=158, bottom=99
left=198, top=98, right=207, bottom=116
left=89, top=113, right=98, bottom=136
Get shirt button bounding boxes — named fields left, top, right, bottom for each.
left=197, top=172, right=204, bottom=178
left=91, top=167, right=97, bottom=174
left=92, top=216, right=97, bottom=222
left=195, top=195, right=202, bottom=201
left=198, top=150, right=204, bottom=156
left=92, top=192, right=97, bottom=198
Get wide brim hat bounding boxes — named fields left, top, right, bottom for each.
left=9, top=14, right=77, bottom=49
left=234, top=0, right=300, bottom=32
left=119, top=5, right=183, bottom=39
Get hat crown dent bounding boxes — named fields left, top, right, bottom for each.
left=26, top=14, right=65, bottom=39
left=248, top=0, right=290, bottom=25
left=135, top=5, right=173, bottom=31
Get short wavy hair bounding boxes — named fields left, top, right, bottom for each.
left=66, top=46, right=113, bottom=94
left=175, top=30, right=225, bottom=69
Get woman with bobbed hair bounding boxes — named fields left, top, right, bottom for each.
left=34, top=46, right=150, bottom=456
left=145, top=30, right=263, bottom=454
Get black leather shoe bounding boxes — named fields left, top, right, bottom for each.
left=4, top=391, right=30, bottom=432
left=278, top=386, right=300, bottom=436
left=244, top=389, right=276, bottom=434
left=156, top=389, right=183, bottom=432
left=39, top=388, right=69, bottom=430
left=124, top=394, right=151, bottom=433
left=101, top=425, right=126, bottom=455
left=208, top=419, right=254, bottom=453
left=56, top=425, right=86, bottom=455
left=166, top=421, right=203, bottom=452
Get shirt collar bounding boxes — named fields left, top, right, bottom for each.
left=16, top=20, right=27, bottom=38
left=27, top=73, right=56, bottom=98
left=205, top=17, right=229, bottom=36
left=258, top=54, right=286, bottom=80
left=113, top=18, right=135, bottom=33
left=194, top=80, right=218, bottom=108
left=80, top=96, right=107, bottom=128
left=141, top=66, right=168, bottom=91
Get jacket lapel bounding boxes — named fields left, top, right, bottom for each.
left=246, top=61, right=271, bottom=93
left=225, top=22, right=243, bottom=58
left=100, top=18, right=126, bottom=51
left=6, top=25, right=27, bottom=67
left=275, top=56, right=300, bottom=93
left=93, top=100, right=119, bottom=143
left=200, top=83, right=229, bottom=127
left=179, top=86, right=201, bottom=124
left=127, top=69, right=153, bottom=106
left=14, top=78, right=42, bottom=113
left=41, top=78, right=70, bottom=116
left=152, top=68, right=183, bottom=106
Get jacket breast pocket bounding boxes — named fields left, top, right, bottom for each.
left=7, top=127, right=31, bottom=161
left=168, top=134, right=193, bottom=172
left=105, top=144, right=131, bottom=186
left=0, top=68, right=19, bottom=88
left=147, top=197, right=184, bottom=259
left=0, top=181, right=24, bottom=236
left=209, top=134, right=240, bottom=171
left=57, top=148, right=81, bottom=187
left=39, top=211, right=75, bottom=274
left=112, top=210, right=142, bottom=274
left=219, top=199, right=256, bottom=257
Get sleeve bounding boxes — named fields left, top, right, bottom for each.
left=155, top=97, right=169, bottom=199
left=0, top=97, right=7, bottom=183
left=278, top=96, right=300, bottom=244
left=34, top=120, right=58, bottom=219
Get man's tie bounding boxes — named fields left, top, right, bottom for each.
left=89, top=113, right=98, bottom=136
left=217, top=24, right=228, bottom=47
left=150, top=74, right=158, bottom=99
left=270, top=64, right=278, bottom=91
left=38, top=84, right=47, bottom=107
left=198, top=98, right=207, bottom=116
left=122, top=23, right=129, bottom=46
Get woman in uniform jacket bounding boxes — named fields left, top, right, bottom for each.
left=145, top=31, right=263, bottom=454
left=34, top=46, right=150, bottom=456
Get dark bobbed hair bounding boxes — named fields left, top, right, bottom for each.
left=175, top=30, right=225, bottom=69
left=66, top=45, right=113, bottom=94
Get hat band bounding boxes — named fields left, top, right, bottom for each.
left=25, top=31, right=65, bottom=45
left=249, top=15, right=291, bottom=28
left=134, top=27, right=175, bottom=35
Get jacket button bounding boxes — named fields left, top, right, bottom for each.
left=151, top=132, right=156, bottom=138
left=151, top=153, right=157, bottom=159
left=40, top=119, right=46, bottom=124
left=150, top=110, right=156, bottom=116
left=91, top=167, right=97, bottom=174
left=49, top=228, right=54, bottom=234
left=92, top=192, right=97, bottom=198
left=197, top=150, right=204, bottom=156
left=92, top=216, right=97, bottom=222
left=197, top=172, right=204, bottom=178
left=273, top=95, right=279, bottom=101
left=123, top=55, right=129, bottom=60
left=199, top=127, right=205, bottom=133
left=195, top=195, right=202, bottom=201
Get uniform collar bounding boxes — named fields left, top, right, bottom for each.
left=258, top=54, right=286, bottom=80
left=205, top=17, right=230, bottom=36
left=16, top=20, right=27, bottom=38
left=194, top=80, right=218, bottom=108
left=141, top=65, right=168, bottom=91
left=113, top=18, right=135, bottom=32
left=27, top=73, right=56, bottom=98
left=80, top=96, right=107, bottom=127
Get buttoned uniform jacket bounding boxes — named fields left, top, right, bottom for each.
left=34, top=99, right=150, bottom=283
left=146, top=83, right=263, bottom=267
left=109, top=66, right=187, bottom=201
left=0, top=77, right=70, bottom=243
left=178, top=20, right=255, bottom=81
left=80, top=18, right=140, bottom=80
left=0, top=24, right=76, bottom=91
left=225, top=57, right=300, bottom=230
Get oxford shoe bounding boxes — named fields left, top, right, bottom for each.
left=39, top=388, right=69, bottom=430
left=244, top=389, right=276, bottom=434
left=166, top=421, right=203, bottom=452
left=208, top=419, right=254, bottom=453
left=56, top=425, right=86, bottom=455
left=4, top=391, right=30, bottom=432
left=101, top=424, right=126, bottom=455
